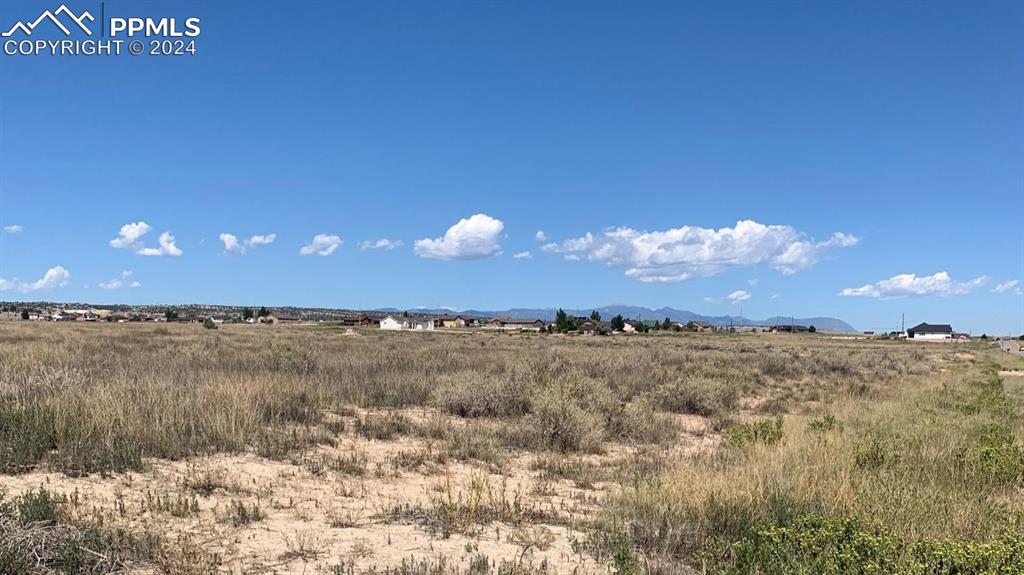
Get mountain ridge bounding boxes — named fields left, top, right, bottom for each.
left=398, top=305, right=858, bottom=333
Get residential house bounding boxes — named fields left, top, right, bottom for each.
left=578, top=320, right=599, bottom=334
left=436, top=315, right=468, bottom=328
left=769, top=324, right=809, bottom=333
left=621, top=322, right=637, bottom=333
left=906, top=323, right=953, bottom=341
left=488, top=317, right=545, bottom=331
left=412, top=318, right=435, bottom=331
left=380, top=316, right=408, bottom=330
left=686, top=321, right=713, bottom=333
left=260, top=313, right=301, bottom=325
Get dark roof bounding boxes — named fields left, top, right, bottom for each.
left=908, top=323, right=952, bottom=334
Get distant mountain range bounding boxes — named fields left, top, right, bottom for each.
left=378, top=305, right=859, bottom=333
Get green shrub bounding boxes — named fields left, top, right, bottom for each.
left=727, top=514, right=1024, bottom=575
left=529, top=386, right=605, bottom=453
left=433, top=372, right=532, bottom=418
left=605, top=398, right=677, bottom=445
left=807, top=413, right=842, bottom=433
left=724, top=417, right=784, bottom=447
left=854, top=433, right=900, bottom=470
left=960, top=424, right=1024, bottom=485
left=16, top=487, right=62, bottom=526
left=653, top=377, right=738, bottom=417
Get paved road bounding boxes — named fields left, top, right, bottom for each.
left=1000, top=339, right=1024, bottom=357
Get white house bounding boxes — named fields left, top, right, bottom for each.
left=907, top=323, right=953, bottom=341
left=380, top=316, right=434, bottom=331
left=621, top=322, right=636, bottom=333
left=380, top=316, right=408, bottom=330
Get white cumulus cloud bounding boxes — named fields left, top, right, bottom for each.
left=841, top=271, right=988, bottom=299
left=512, top=251, right=532, bottom=259
left=535, top=230, right=547, bottom=242
left=300, top=234, right=342, bottom=256
left=3, top=224, right=23, bottom=234
left=99, top=270, right=141, bottom=290
left=541, top=220, right=857, bottom=283
left=220, top=232, right=276, bottom=255
left=358, top=238, right=404, bottom=251
left=727, top=290, right=752, bottom=303
left=992, top=280, right=1023, bottom=296
left=110, top=222, right=182, bottom=257
left=414, top=214, right=504, bottom=260
left=0, top=266, right=71, bottom=293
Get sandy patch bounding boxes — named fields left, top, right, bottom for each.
left=0, top=420, right=676, bottom=573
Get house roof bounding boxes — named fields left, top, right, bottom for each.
left=909, top=322, right=953, bottom=334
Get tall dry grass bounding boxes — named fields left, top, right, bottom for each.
left=0, top=322, right=931, bottom=476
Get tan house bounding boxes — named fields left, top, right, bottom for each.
left=686, top=321, right=713, bottom=332
left=436, top=315, right=468, bottom=328
left=261, top=313, right=302, bottom=325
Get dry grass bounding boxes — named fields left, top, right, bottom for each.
left=0, top=321, right=1019, bottom=573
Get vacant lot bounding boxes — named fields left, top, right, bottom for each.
left=1, top=323, right=1022, bottom=574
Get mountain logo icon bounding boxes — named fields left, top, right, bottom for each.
left=2, top=4, right=94, bottom=37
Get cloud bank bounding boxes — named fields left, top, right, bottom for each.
left=541, top=220, right=857, bottom=282
left=841, top=271, right=987, bottom=298
left=0, top=266, right=71, bottom=293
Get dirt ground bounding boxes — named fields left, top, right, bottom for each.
left=0, top=408, right=716, bottom=574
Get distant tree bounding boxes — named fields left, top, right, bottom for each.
left=981, top=334, right=988, bottom=340
left=258, top=306, right=270, bottom=318
left=555, top=308, right=576, bottom=333
left=610, top=314, right=626, bottom=332
left=1018, top=334, right=1024, bottom=341
left=808, top=325, right=817, bottom=333
left=203, top=317, right=218, bottom=330
left=590, top=310, right=601, bottom=321
left=164, top=309, right=178, bottom=320
left=662, top=317, right=671, bottom=330
left=20, top=309, right=29, bottom=320
left=242, top=308, right=254, bottom=321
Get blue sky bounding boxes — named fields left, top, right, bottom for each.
left=1, top=0, right=1021, bottom=334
